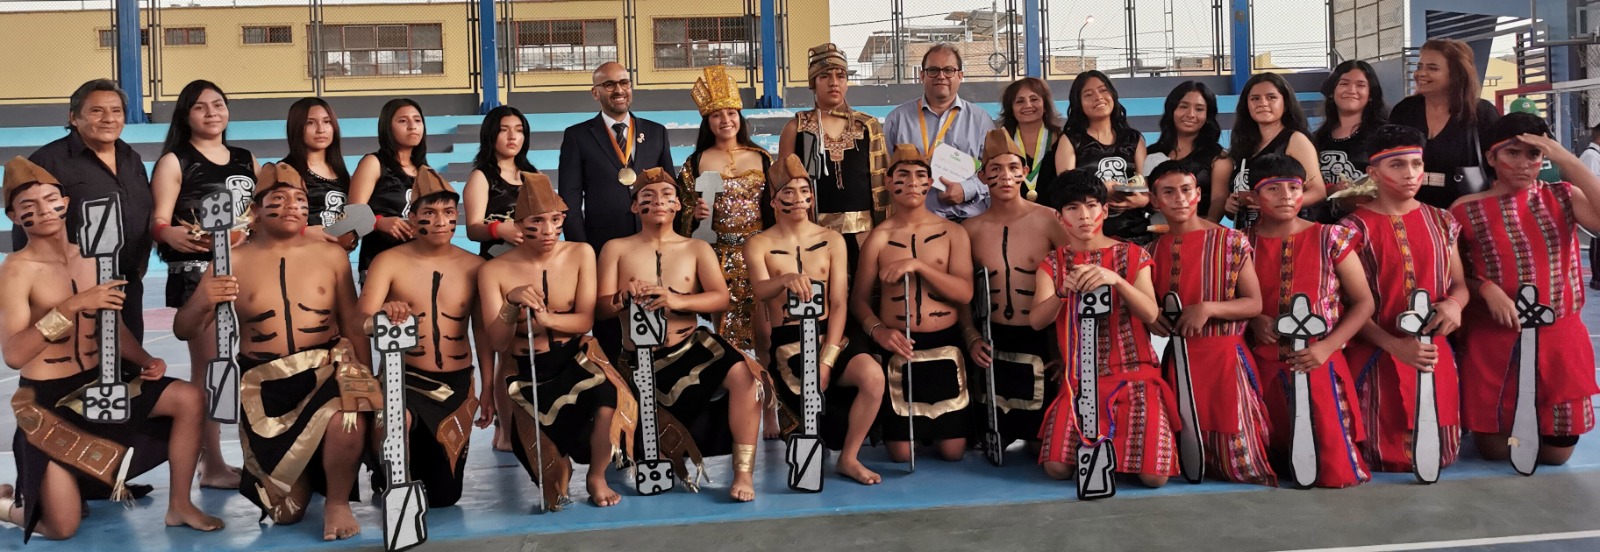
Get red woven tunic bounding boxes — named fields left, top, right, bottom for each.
left=1148, top=227, right=1276, bottom=485
left=1251, top=222, right=1371, bottom=488
left=1036, top=242, right=1179, bottom=478
left=1341, top=205, right=1463, bottom=472
left=1452, top=181, right=1597, bottom=437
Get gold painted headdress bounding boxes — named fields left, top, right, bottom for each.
left=691, top=65, right=743, bottom=116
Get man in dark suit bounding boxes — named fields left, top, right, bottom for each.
left=558, top=61, right=674, bottom=359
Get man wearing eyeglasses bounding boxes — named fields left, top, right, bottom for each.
left=558, top=61, right=675, bottom=360
left=882, top=44, right=997, bottom=221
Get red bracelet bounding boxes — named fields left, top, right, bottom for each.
left=1443, top=295, right=1464, bottom=308
left=488, top=221, right=501, bottom=240
left=374, top=215, right=383, bottom=221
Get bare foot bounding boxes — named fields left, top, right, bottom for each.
left=586, top=477, right=621, bottom=507
left=837, top=458, right=882, bottom=485
left=164, top=503, right=225, bottom=532
left=197, top=464, right=241, bottom=490
left=0, top=484, right=16, bottom=526
left=0, top=484, right=12, bottom=500
left=493, top=431, right=514, bottom=453
left=762, top=406, right=781, bottom=440
left=729, top=472, right=755, bottom=502
left=322, top=502, right=361, bottom=541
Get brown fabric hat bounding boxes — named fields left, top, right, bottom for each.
left=807, top=43, right=849, bottom=81
left=410, top=166, right=456, bottom=204
left=887, top=143, right=929, bottom=172
left=514, top=172, right=567, bottom=220
left=252, top=162, right=308, bottom=202
left=981, top=128, right=1025, bottom=166
left=3, top=156, right=62, bottom=210
left=631, top=167, right=677, bottom=198
left=768, top=153, right=810, bottom=196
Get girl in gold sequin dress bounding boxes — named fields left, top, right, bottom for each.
left=679, top=66, right=773, bottom=351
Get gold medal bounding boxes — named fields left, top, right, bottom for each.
left=1025, top=188, right=1038, bottom=202
left=618, top=168, right=637, bottom=186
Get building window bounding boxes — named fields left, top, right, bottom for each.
left=243, top=25, right=292, bottom=45
left=317, top=23, right=443, bottom=77
left=503, top=20, right=616, bottom=72
left=653, top=17, right=750, bottom=69
left=97, top=29, right=150, bottom=48
left=164, top=27, right=206, bottom=46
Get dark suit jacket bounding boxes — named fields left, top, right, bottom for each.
left=557, top=114, right=673, bottom=250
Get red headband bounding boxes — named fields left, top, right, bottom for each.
left=1253, top=176, right=1304, bottom=191
left=1368, top=146, right=1423, bottom=164
left=1487, top=138, right=1519, bottom=156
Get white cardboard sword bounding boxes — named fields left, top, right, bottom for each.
left=784, top=252, right=827, bottom=492
left=79, top=196, right=129, bottom=423
left=1161, top=292, right=1205, bottom=484
left=373, top=313, right=428, bottom=552
left=630, top=253, right=675, bottom=495
left=199, top=191, right=241, bottom=424
left=1510, top=284, right=1553, bottom=476
left=1074, top=284, right=1116, bottom=500
left=1396, top=289, right=1442, bottom=484
left=1277, top=293, right=1328, bottom=489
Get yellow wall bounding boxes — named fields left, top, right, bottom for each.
left=0, top=0, right=828, bottom=106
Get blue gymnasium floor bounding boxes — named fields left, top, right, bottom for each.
left=1, top=260, right=1599, bottom=551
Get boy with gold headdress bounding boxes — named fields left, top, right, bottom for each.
left=358, top=168, right=487, bottom=508
left=0, top=156, right=224, bottom=541
left=596, top=167, right=767, bottom=502
left=479, top=172, right=638, bottom=509
left=174, top=162, right=380, bottom=540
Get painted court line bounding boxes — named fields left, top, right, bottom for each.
left=1280, top=529, right=1600, bottom=551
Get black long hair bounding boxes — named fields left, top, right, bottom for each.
left=472, top=105, right=539, bottom=179
left=282, top=97, right=350, bottom=183
left=160, top=80, right=229, bottom=157
left=1230, top=72, right=1309, bottom=160
left=1314, top=60, right=1389, bottom=144
left=376, top=98, right=429, bottom=172
left=1062, top=70, right=1134, bottom=140
left=1149, top=80, right=1223, bottom=162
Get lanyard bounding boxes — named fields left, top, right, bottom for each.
left=917, top=100, right=960, bottom=154
left=606, top=115, right=637, bottom=167
left=1013, top=126, right=1049, bottom=186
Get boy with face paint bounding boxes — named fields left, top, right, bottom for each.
left=1450, top=113, right=1600, bottom=465
left=479, top=173, right=638, bottom=509
left=0, top=157, right=224, bottom=541
left=173, top=163, right=379, bottom=539
left=747, top=154, right=886, bottom=485
left=596, top=167, right=766, bottom=502
left=852, top=144, right=975, bottom=463
left=1338, top=125, right=1469, bottom=473
left=1029, top=170, right=1171, bottom=488
left=1244, top=153, right=1375, bottom=488
left=358, top=168, right=486, bottom=508
left=1146, top=160, right=1277, bottom=486
left=960, top=129, right=1069, bottom=450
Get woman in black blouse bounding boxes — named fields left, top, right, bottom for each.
left=349, top=98, right=430, bottom=278
left=1147, top=81, right=1229, bottom=222
left=1312, top=60, right=1387, bottom=221
left=463, top=105, right=539, bottom=260
left=997, top=76, right=1062, bottom=202
left=1388, top=38, right=1501, bottom=208
left=281, top=97, right=352, bottom=248
left=1052, top=70, right=1151, bottom=243
left=1220, top=72, right=1325, bottom=226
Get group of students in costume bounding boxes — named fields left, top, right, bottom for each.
left=2, top=35, right=1598, bottom=545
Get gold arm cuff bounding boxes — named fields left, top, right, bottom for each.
left=362, top=317, right=375, bottom=337
left=819, top=344, right=842, bottom=367
left=34, top=308, right=71, bottom=342
left=733, top=444, right=757, bottom=474
left=816, top=210, right=874, bottom=234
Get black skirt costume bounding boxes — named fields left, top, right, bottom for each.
left=11, top=366, right=176, bottom=543
left=879, top=325, right=973, bottom=441
left=357, top=156, right=415, bottom=275
left=505, top=336, right=635, bottom=509
left=1065, top=128, right=1150, bottom=245
left=160, top=142, right=255, bottom=307
left=368, top=365, right=476, bottom=508
left=985, top=322, right=1059, bottom=444
left=767, top=317, right=871, bottom=449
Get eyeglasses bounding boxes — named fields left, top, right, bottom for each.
left=922, top=66, right=960, bottom=77
left=594, top=79, right=632, bottom=91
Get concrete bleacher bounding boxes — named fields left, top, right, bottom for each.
left=0, top=90, right=1324, bottom=250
